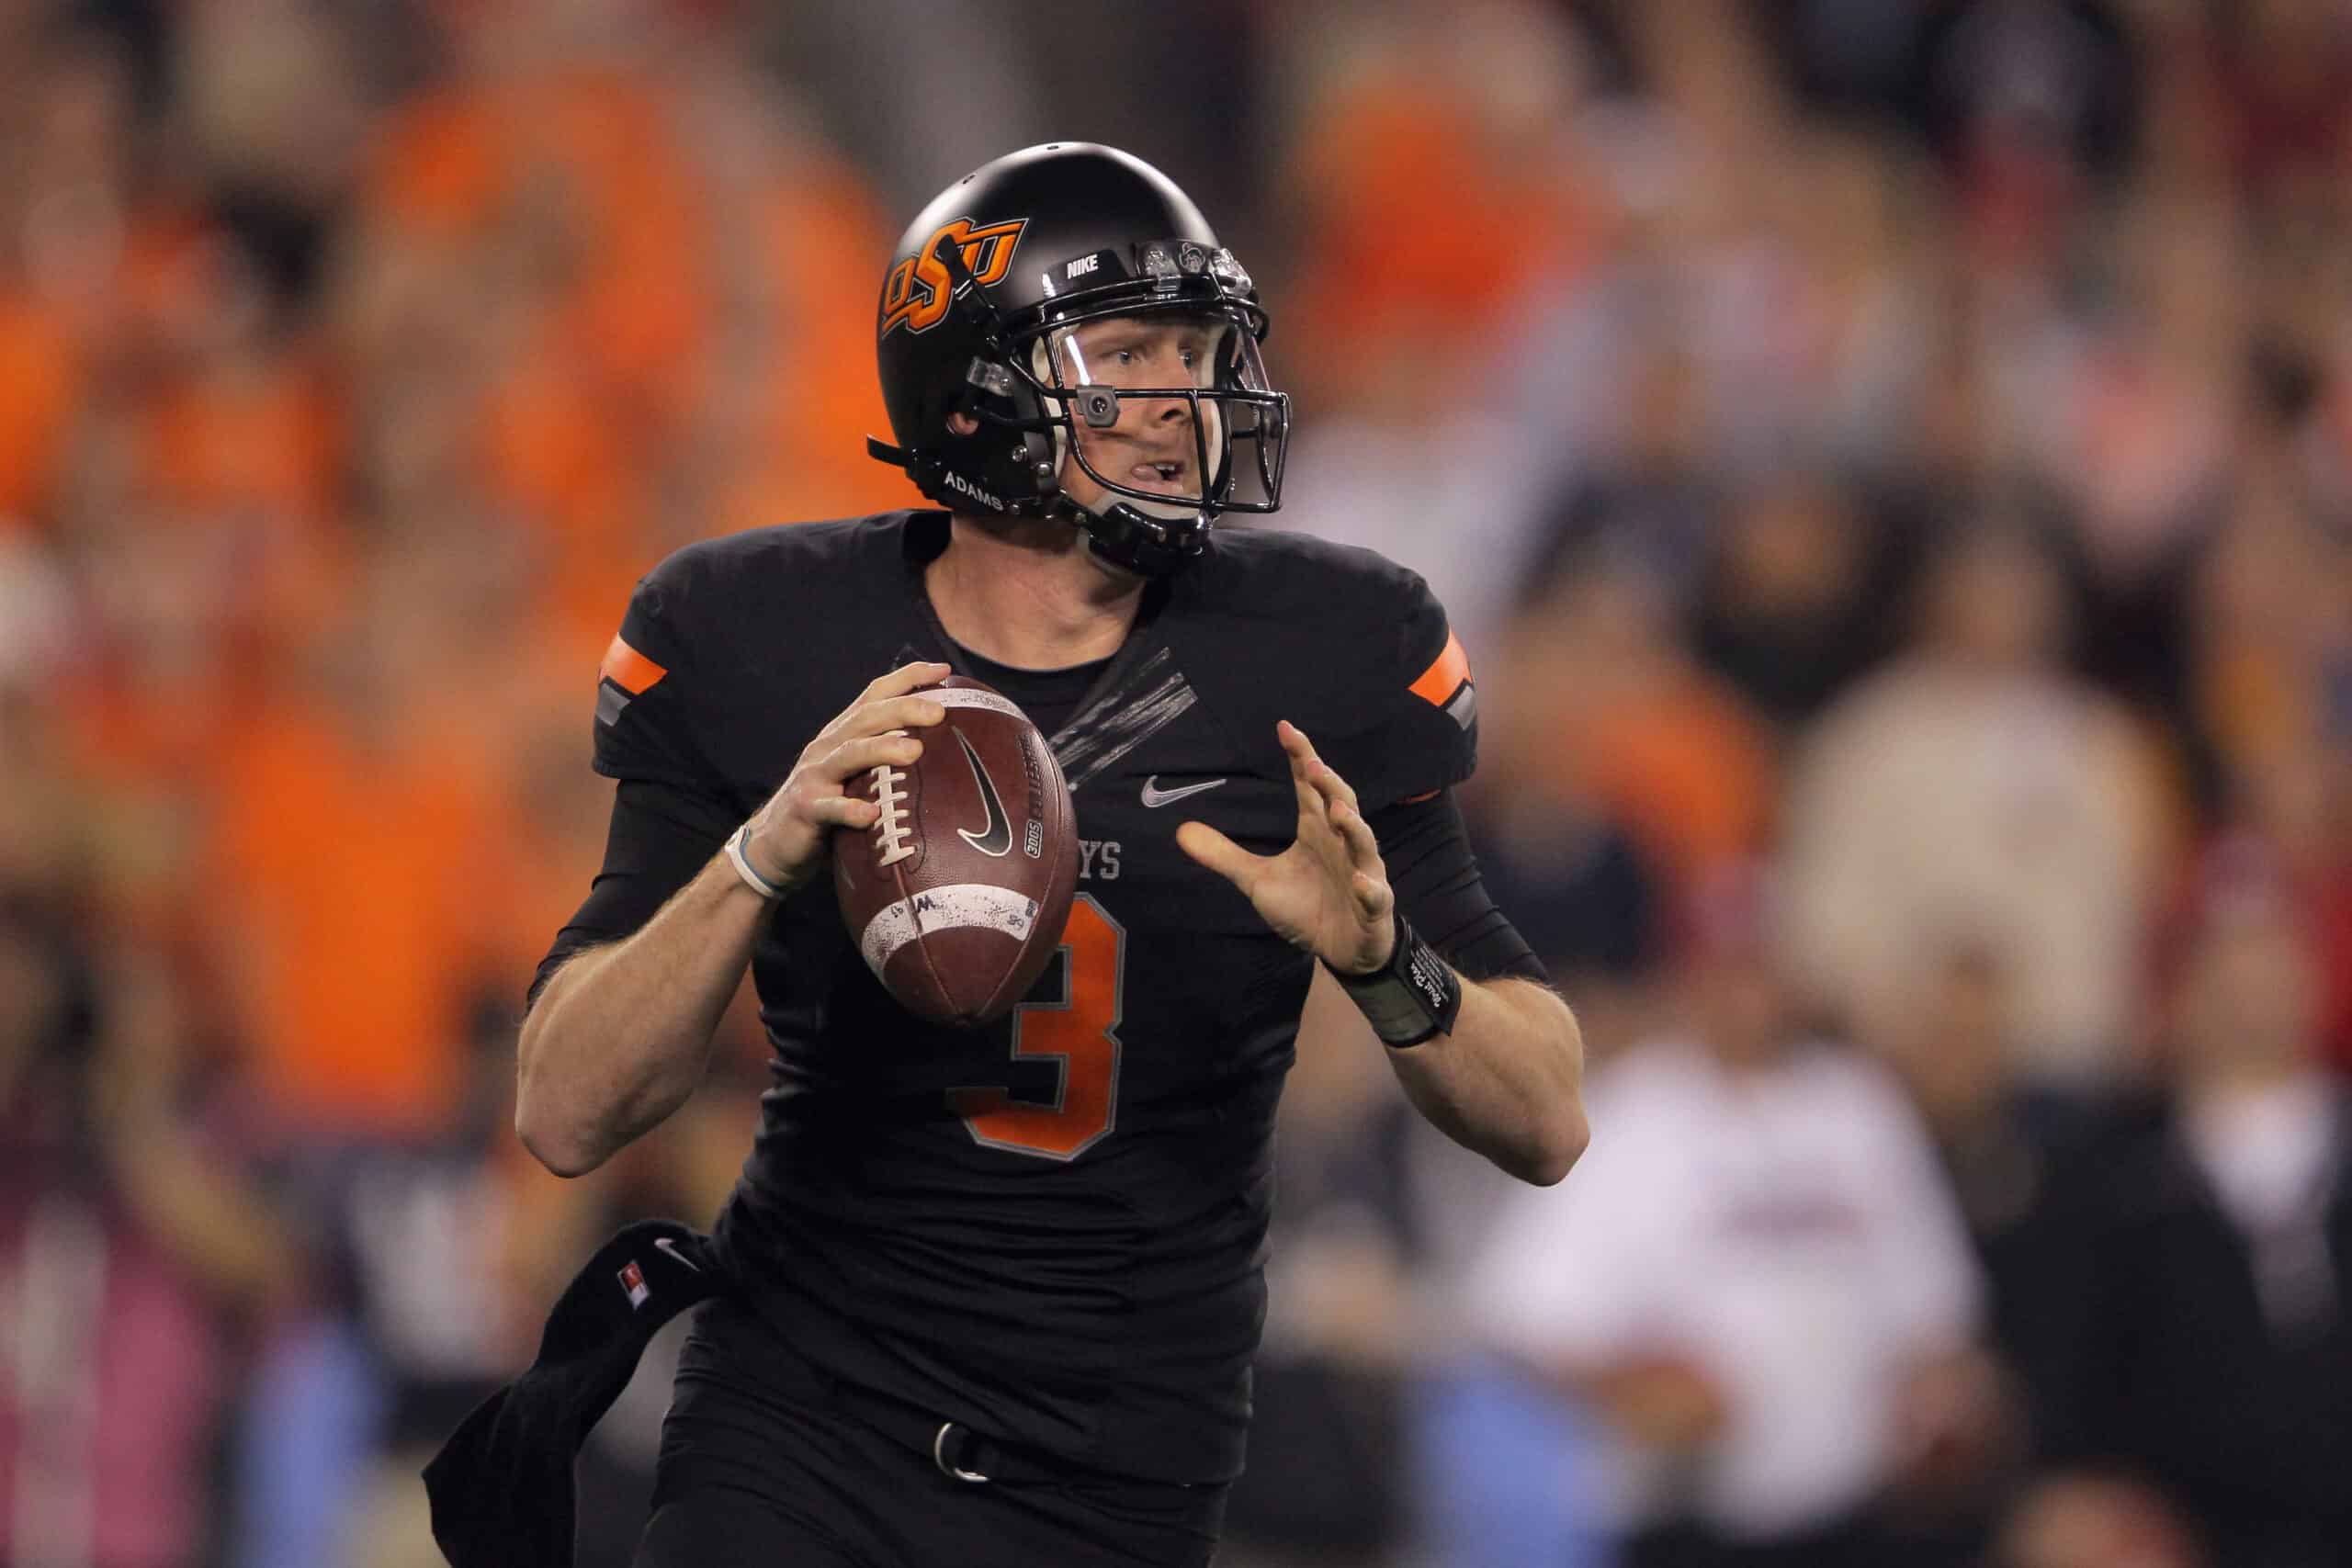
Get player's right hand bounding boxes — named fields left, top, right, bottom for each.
left=736, top=660, right=951, bottom=896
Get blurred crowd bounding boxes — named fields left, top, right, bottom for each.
left=1, top=1, right=2348, bottom=1566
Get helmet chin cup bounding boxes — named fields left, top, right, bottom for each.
left=1071, top=497, right=1211, bottom=578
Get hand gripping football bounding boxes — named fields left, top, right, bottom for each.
left=833, top=676, right=1079, bottom=1026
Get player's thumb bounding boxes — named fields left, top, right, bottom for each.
left=1175, top=820, right=1257, bottom=888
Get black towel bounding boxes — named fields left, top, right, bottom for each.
left=423, top=1218, right=724, bottom=1568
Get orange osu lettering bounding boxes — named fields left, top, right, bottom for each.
left=879, top=217, right=1030, bottom=339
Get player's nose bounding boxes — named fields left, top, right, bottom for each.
left=1134, top=390, right=1193, bottom=428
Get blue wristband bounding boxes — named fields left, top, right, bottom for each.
left=724, top=822, right=786, bottom=901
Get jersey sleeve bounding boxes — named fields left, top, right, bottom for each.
left=1371, top=791, right=1547, bottom=985
left=593, top=569, right=720, bottom=793
left=530, top=569, right=741, bottom=1009
left=527, top=779, right=738, bottom=1009
left=1318, top=569, right=1479, bottom=809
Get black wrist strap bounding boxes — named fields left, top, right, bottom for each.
left=1328, top=910, right=1463, bottom=1048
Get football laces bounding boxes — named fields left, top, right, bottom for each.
left=869, top=730, right=915, bottom=867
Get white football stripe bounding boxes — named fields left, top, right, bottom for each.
left=857, top=883, right=1041, bottom=977
left=930, top=688, right=1025, bottom=720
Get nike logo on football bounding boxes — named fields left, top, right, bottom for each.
left=1139, top=775, right=1227, bottom=807
left=956, top=731, right=1015, bottom=857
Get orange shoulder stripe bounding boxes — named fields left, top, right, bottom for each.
left=1408, top=629, right=1470, bottom=706
left=599, top=634, right=668, bottom=696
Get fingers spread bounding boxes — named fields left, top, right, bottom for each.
left=1329, top=799, right=1380, bottom=869
left=1278, top=720, right=1359, bottom=812
left=1324, top=768, right=1362, bottom=813
left=1307, top=756, right=1360, bottom=813
left=1290, top=766, right=1322, bottom=821
left=1279, top=723, right=1317, bottom=792
left=1280, top=724, right=1324, bottom=817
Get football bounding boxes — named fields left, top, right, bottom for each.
left=833, top=675, right=1079, bottom=1026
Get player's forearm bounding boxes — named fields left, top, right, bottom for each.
left=1383, top=975, right=1587, bottom=1186
left=514, top=853, right=769, bottom=1177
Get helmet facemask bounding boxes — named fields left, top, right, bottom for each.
left=1022, top=307, right=1286, bottom=525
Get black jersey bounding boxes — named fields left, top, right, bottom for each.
left=544, top=511, right=1486, bottom=1483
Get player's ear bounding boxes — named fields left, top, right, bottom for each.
left=945, top=412, right=980, bottom=436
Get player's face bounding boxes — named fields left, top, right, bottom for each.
left=1044, top=315, right=1225, bottom=513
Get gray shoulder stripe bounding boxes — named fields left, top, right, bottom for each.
left=1445, top=683, right=1477, bottom=730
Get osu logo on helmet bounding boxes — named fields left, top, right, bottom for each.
left=879, top=217, right=1030, bottom=339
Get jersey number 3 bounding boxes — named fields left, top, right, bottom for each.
left=948, top=895, right=1125, bottom=1160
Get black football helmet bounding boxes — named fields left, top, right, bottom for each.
left=867, top=142, right=1289, bottom=577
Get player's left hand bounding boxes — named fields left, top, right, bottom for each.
left=1176, top=721, right=1396, bottom=975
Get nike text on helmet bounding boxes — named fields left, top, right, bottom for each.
left=865, top=142, right=1291, bottom=578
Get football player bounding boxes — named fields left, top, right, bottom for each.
left=469, top=143, right=1586, bottom=1568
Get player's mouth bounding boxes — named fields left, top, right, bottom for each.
left=1125, top=458, right=1190, bottom=496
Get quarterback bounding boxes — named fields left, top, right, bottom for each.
left=433, top=143, right=1586, bottom=1568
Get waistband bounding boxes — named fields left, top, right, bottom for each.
left=689, top=1298, right=1133, bottom=1489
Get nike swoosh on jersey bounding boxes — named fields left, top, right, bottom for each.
left=1139, top=775, right=1228, bottom=807
left=956, top=731, right=1015, bottom=856
left=652, top=1236, right=702, bottom=1271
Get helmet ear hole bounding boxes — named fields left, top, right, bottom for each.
left=945, top=411, right=982, bottom=437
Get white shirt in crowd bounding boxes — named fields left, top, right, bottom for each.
left=1464, top=1035, right=1983, bottom=1540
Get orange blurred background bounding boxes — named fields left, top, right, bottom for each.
left=3, top=3, right=2349, bottom=1566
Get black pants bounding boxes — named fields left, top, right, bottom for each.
left=631, top=1301, right=1227, bottom=1568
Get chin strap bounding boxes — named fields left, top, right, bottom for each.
left=871, top=434, right=1212, bottom=578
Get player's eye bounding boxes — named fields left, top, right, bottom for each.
left=1113, top=348, right=1136, bottom=367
